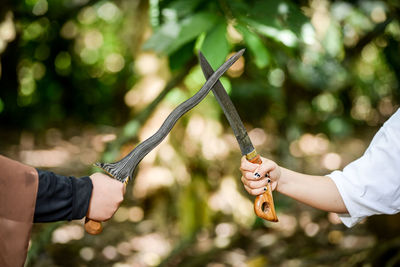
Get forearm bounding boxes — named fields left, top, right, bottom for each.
left=277, top=167, right=348, bottom=213
left=34, top=170, right=93, bottom=222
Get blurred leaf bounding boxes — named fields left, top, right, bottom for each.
left=166, top=12, right=218, bottom=54
left=142, top=20, right=181, bottom=53
left=322, top=20, right=343, bottom=58
left=144, top=12, right=218, bottom=55
left=240, top=16, right=298, bottom=47
left=163, top=0, right=203, bottom=20
left=169, top=39, right=196, bottom=71
left=237, top=0, right=309, bottom=48
left=236, top=24, right=270, bottom=69
left=200, top=20, right=230, bottom=69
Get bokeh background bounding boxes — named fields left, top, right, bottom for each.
left=1, top=0, right=400, bottom=266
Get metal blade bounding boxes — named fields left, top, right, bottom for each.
left=199, top=52, right=255, bottom=156
left=96, top=49, right=245, bottom=182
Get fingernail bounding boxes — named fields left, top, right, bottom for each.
left=254, top=172, right=261, bottom=178
left=263, top=187, right=267, bottom=191
left=267, top=178, right=271, bottom=183
left=265, top=173, right=269, bottom=178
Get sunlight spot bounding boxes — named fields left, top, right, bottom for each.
left=114, top=207, right=129, bottom=222
left=313, top=93, right=337, bottom=113
left=304, top=222, right=320, bottom=237
left=134, top=166, right=174, bottom=198
left=84, top=29, right=103, bottom=50
left=257, top=233, right=278, bottom=247
left=208, top=176, right=254, bottom=226
left=103, top=246, right=118, bottom=260
left=361, top=44, right=377, bottom=63
left=301, top=23, right=316, bottom=45
left=78, top=7, right=97, bottom=25
left=268, top=68, right=285, bottom=87
left=128, top=206, right=144, bottom=222
left=130, top=233, right=171, bottom=256
left=61, top=20, right=78, bottom=39
left=117, top=242, right=132, bottom=256
left=20, top=148, right=70, bottom=167
left=80, top=48, right=99, bottom=65
left=124, top=75, right=165, bottom=108
left=0, top=12, right=16, bottom=44
left=80, top=247, right=95, bottom=261
left=351, top=96, right=371, bottom=121
left=278, top=3, right=289, bottom=14
left=298, top=133, right=329, bottom=156
left=214, top=236, right=230, bottom=248
left=97, top=2, right=121, bottom=22
left=268, top=213, right=297, bottom=237
left=328, top=230, right=343, bottom=244
left=143, top=252, right=161, bottom=266
left=248, top=128, right=267, bottom=146
left=378, top=97, right=394, bottom=116
left=227, top=23, right=243, bottom=43
left=215, top=223, right=237, bottom=238
left=278, top=30, right=297, bottom=47
left=135, top=52, right=160, bottom=75
left=105, top=53, right=125, bottom=73
left=32, top=0, right=48, bottom=16
left=52, top=225, right=84, bottom=244
left=322, top=152, right=342, bottom=170
left=371, top=6, right=386, bottom=23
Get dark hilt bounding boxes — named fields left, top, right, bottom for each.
left=246, top=151, right=278, bottom=222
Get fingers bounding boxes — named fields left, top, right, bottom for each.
left=240, top=155, right=281, bottom=195
left=87, top=172, right=125, bottom=221
left=243, top=183, right=270, bottom=196
left=241, top=176, right=269, bottom=196
left=240, top=156, right=259, bottom=172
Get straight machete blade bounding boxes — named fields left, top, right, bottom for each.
left=198, top=52, right=255, bottom=156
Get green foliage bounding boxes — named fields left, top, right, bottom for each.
left=1, top=0, right=400, bottom=265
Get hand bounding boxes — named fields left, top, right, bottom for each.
left=86, top=172, right=125, bottom=221
left=240, top=156, right=281, bottom=196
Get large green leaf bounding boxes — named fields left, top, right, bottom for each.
left=143, top=12, right=218, bottom=55
left=142, top=20, right=181, bottom=53
left=166, top=12, right=218, bottom=54
left=200, top=20, right=230, bottom=69
left=240, top=16, right=298, bottom=47
left=236, top=24, right=270, bottom=69
left=163, top=0, right=204, bottom=20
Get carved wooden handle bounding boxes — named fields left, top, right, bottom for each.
left=85, top=217, right=103, bottom=235
left=248, top=154, right=278, bottom=222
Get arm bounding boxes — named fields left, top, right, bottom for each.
left=34, top=171, right=124, bottom=223
left=240, top=156, right=348, bottom=214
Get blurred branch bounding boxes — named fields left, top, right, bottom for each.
left=345, top=17, right=394, bottom=60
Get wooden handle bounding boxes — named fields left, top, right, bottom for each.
left=247, top=153, right=278, bottom=222
left=85, top=217, right=103, bottom=235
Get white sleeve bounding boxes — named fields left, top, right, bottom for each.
left=327, top=108, right=400, bottom=227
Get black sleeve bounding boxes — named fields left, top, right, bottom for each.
left=34, top=170, right=93, bottom=223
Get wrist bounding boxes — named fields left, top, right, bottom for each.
left=276, top=166, right=288, bottom=193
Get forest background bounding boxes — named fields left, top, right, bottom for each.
left=1, top=0, right=400, bottom=266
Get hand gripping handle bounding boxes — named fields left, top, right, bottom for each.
left=247, top=153, right=278, bottom=222
left=84, top=180, right=127, bottom=235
